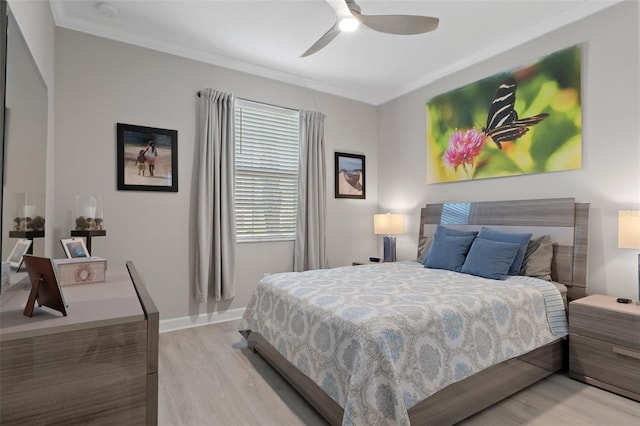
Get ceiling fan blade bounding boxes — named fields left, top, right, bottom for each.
left=301, top=22, right=341, bottom=57
left=353, top=11, right=439, bottom=35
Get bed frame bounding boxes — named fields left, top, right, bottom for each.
left=247, top=198, right=590, bottom=425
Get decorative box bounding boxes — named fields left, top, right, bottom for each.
left=54, top=257, right=107, bottom=286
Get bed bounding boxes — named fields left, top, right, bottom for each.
left=239, top=198, right=589, bottom=425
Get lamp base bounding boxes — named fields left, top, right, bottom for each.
left=383, top=236, right=396, bottom=262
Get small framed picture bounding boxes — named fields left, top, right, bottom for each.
left=7, top=239, right=32, bottom=269
left=22, top=255, right=67, bottom=317
left=61, top=238, right=90, bottom=258
left=116, top=123, right=178, bottom=192
left=335, top=152, right=365, bottom=199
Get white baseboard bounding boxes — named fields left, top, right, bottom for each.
left=159, top=307, right=245, bottom=333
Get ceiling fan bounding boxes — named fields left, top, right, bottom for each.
left=301, top=0, right=439, bottom=57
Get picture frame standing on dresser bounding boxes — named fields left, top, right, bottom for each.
left=116, top=123, right=178, bottom=192
left=22, top=255, right=67, bottom=317
left=7, top=238, right=32, bottom=270
left=335, top=152, right=365, bottom=199
left=60, top=238, right=90, bottom=258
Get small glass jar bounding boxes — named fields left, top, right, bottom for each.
left=74, top=195, right=105, bottom=231
left=13, top=193, right=45, bottom=231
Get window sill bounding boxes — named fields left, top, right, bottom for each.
left=237, top=237, right=295, bottom=244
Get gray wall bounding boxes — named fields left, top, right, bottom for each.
left=377, top=1, right=640, bottom=300
left=54, top=28, right=379, bottom=322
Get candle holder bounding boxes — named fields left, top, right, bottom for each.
left=12, top=193, right=45, bottom=232
left=74, top=195, right=104, bottom=231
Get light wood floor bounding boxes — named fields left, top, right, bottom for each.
left=158, top=320, right=640, bottom=425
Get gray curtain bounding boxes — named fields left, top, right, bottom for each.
left=195, top=88, right=236, bottom=302
left=294, top=110, right=328, bottom=272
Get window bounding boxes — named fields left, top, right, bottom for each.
left=234, top=99, right=300, bottom=242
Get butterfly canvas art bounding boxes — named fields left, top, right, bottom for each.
left=426, top=45, right=582, bottom=183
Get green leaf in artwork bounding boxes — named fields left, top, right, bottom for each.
left=474, top=150, right=524, bottom=178
left=546, top=135, right=582, bottom=171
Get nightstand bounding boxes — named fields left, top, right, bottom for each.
left=569, top=294, right=640, bottom=402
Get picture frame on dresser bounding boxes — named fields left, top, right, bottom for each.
left=60, top=238, right=90, bottom=258
left=21, top=255, right=67, bottom=317
left=7, top=238, right=32, bottom=270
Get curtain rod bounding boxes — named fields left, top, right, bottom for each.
left=197, top=91, right=298, bottom=113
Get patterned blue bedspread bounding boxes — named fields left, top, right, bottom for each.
left=240, top=261, right=567, bottom=425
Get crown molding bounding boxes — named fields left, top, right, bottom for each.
left=50, top=1, right=622, bottom=106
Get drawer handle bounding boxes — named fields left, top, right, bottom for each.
left=612, top=346, right=640, bottom=360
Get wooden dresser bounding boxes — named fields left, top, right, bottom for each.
left=0, top=261, right=159, bottom=425
left=569, top=294, right=640, bottom=402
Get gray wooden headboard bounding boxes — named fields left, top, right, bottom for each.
left=419, top=198, right=589, bottom=300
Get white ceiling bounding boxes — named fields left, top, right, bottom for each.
left=50, top=0, right=621, bottom=105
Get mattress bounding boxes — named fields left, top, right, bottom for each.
left=240, top=261, right=568, bottom=425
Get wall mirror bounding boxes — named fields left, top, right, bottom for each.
left=1, top=2, right=49, bottom=269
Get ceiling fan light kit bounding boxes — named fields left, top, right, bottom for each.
left=302, top=0, right=439, bottom=57
left=338, top=16, right=359, bottom=32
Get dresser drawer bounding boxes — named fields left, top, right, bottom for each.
left=570, top=302, right=640, bottom=350
left=569, top=333, right=640, bottom=396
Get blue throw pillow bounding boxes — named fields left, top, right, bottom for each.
left=424, top=234, right=476, bottom=272
left=419, top=227, right=477, bottom=266
left=461, top=238, right=521, bottom=280
left=436, top=225, right=478, bottom=238
left=477, top=227, right=532, bottom=275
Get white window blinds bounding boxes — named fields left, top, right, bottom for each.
left=234, top=99, right=300, bottom=241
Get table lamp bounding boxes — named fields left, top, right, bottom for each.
left=618, top=210, right=640, bottom=302
left=374, top=213, right=404, bottom=262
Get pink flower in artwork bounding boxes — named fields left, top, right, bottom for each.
left=442, top=129, right=487, bottom=169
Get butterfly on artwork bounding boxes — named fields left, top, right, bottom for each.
left=482, top=78, right=549, bottom=150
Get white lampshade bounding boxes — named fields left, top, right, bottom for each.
left=618, top=210, right=640, bottom=249
left=374, top=213, right=404, bottom=235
